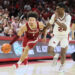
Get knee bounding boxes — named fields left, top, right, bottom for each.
left=47, top=46, right=54, bottom=54
left=61, top=48, right=67, bottom=57
left=48, top=46, right=50, bottom=54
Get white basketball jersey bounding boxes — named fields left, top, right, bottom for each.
left=49, top=13, right=71, bottom=36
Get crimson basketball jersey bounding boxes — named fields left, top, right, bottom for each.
left=25, top=22, right=40, bottom=40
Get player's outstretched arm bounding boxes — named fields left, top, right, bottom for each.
left=43, top=23, right=52, bottom=41
left=10, top=34, right=19, bottom=45
left=39, top=22, right=51, bottom=33
left=39, top=22, right=52, bottom=42
left=10, top=24, right=27, bottom=45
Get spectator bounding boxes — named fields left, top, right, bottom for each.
left=24, top=3, right=31, bottom=11
left=11, top=17, right=19, bottom=34
left=0, top=0, right=74, bottom=39
left=0, top=14, right=4, bottom=33
left=10, top=16, right=15, bottom=22
left=3, top=0, right=10, bottom=8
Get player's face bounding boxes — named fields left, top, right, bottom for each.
left=28, top=17, right=36, bottom=25
left=56, top=6, right=64, bottom=15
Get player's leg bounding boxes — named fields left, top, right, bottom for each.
left=61, top=47, right=68, bottom=65
left=13, top=37, right=29, bottom=68
left=48, top=36, right=59, bottom=65
left=14, top=38, right=38, bottom=69
left=17, top=46, right=30, bottom=65
left=59, top=47, right=68, bottom=72
left=21, top=40, right=37, bottom=65
left=48, top=36, right=59, bottom=55
left=48, top=46, right=55, bottom=56
left=21, top=37, right=29, bottom=65
left=59, top=37, right=68, bottom=71
left=22, top=48, right=28, bottom=65
left=60, top=46, right=68, bottom=65
left=14, top=46, right=30, bottom=68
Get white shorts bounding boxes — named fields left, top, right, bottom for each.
left=48, top=35, right=69, bottom=48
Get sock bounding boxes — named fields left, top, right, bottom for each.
left=17, top=60, right=22, bottom=65
left=54, top=53, right=59, bottom=58
left=23, top=57, right=28, bottom=65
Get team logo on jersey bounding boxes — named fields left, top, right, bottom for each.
left=28, top=29, right=39, bottom=34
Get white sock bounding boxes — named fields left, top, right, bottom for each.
left=54, top=53, right=59, bottom=58
left=17, top=61, right=22, bottom=65
left=60, top=64, right=64, bottom=67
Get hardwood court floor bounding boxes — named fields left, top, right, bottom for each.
left=0, top=59, right=75, bottom=75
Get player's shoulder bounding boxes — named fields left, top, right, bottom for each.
left=24, top=22, right=29, bottom=27
left=51, top=14, right=55, bottom=18
left=65, top=13, right=71, bottom=19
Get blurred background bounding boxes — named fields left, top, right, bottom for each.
left=0, top=0, right=75, bottom=38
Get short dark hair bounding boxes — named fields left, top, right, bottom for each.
left=27, top=11, right=38, bottom=20
left=57, top=2, right=66, bottom=9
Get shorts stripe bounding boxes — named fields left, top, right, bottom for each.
left=27, top=38, right=38, bottom=45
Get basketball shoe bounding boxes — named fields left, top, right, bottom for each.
left=52, top=53, right=59, bottom=66
left=13, top=58, right=28, bottom=69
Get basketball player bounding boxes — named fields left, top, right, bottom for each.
left=10, top=11, right=45, bottom=68
left=43, top=2, right=71, bottom=71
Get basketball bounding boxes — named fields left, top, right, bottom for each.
left=1, top=43, right=11, bottom=53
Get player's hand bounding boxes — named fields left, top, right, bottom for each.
left=46, top=22, right=51, bottom=27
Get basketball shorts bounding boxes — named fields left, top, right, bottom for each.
left=22, top=36, right=38, bottom=49
left=48, top=35, right=69, bottom=48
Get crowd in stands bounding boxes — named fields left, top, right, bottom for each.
left=0, top=0, right=75, bottom=39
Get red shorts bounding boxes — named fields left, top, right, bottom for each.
left=22, top=36, right=38, bottom=49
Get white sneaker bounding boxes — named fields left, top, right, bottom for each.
left=12, top=63, right=20, bottom=69
left=52, top=53, right=59, bottom=66
left=59, top=65, right=64, bottom=72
